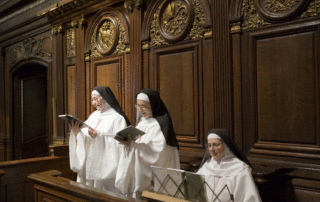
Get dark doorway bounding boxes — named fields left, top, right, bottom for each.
left=12, top=63, right=48, bottom=159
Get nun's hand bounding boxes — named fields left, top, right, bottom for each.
left=117, top=134, right=131, bottom=147
left=88, top=127, right=97, bottom=138
left=69, top=120, right=81, bottom=135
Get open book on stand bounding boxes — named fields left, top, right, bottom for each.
left=58, top=114, right=89, bottom=128
left=115, top=126, right=145, bottom=141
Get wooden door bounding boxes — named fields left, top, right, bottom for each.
left=12, top=64, right=48, bottom=159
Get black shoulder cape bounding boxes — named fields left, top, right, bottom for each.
left=93, top=86, right=131, bottom=126
left=199, top=129, right=253, bottom=169
left=136, top=88, right=179, bottom=149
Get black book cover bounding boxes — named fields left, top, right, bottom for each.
left=115, top=126, right=145, bottom=141
left=58, top=114, right=89, bottom=128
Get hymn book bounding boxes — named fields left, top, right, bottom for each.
left=58, top=114, right=89, bottom=128
left=114, top=126, right=145, bottom=141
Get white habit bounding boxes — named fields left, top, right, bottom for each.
left=197, top=156, right=262, bottom=202
left=69, top=108, right=127, bottom=192
left=115, top=117, right=180, bottom=197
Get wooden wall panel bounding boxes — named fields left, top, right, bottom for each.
left=243, top=23, right=320, bottom=163
left=256, top=32, right=316, bottom=144
left=92, top=56, right=124, bottom=112
left=67, top=66, right=76, bottom=117
left=151, top=41, right=203, bottom=148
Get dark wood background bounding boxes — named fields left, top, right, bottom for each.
left=0, top=0, right=320, bottom=200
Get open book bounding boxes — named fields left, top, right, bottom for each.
left=114, top=126, right=145, bottom=141
left=58, top=114, right=89, bottom=128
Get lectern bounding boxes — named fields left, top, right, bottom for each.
left=143, top=166, right=234, bottom=202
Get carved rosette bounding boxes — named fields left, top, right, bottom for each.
left=67, top=28, right=76, bottom=57
left=149, top=0, right=208, bottom=48
left=9, top=37, right=52, bottom=67
left=254, top=0, right=311, bottom=22
left=90, top=17, right=128, bottom=59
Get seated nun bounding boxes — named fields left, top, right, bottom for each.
left=69, top=86, right=130, bottom=193
left=197, top=129, right=262, bottom=202
left=115, top=88, right=180, bottom=198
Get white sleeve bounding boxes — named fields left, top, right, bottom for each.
left=233, top=167, right=262, bottom=202
left=69, top=130, right=86, bottom=172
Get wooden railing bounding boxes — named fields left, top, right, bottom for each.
left=0, top=155, right=75, bottom=202
left=28, top=170, right=145, bottom=202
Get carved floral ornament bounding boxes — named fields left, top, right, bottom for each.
left=124, top=0, right=144, bottom=11
left=147, top=0, right=209, bottom=48
left=238, top=0, right=320, bottom=30
left=9, top=37, right=52, bottom=67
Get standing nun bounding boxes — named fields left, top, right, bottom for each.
left=115, top=88, right=180, bottom=198
left=197, top=129, right=261, bottom=202
left=69, top=86, right=130, bottom=193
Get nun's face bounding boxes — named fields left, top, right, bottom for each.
left=91, top=94, right=106, bottom=111
left=136, top=99, right=152, bottom=119
left=208, top=138, right=225, bottom=162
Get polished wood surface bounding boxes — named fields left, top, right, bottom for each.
left=29, top=170, right=145, bottom=202
left=0, top=0, right=320, bottom=201
left=0, top=156, right=75, bottom=202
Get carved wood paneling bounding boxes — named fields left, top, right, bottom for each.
left=67, top=66, right=76, bottom=117
left=243, top=23, right=320, bottom=162
left=151, top=41, right=203, bottom=148
left=256, top=32, right=316, bottom=144
left=92, top=56, right=124, bottom=112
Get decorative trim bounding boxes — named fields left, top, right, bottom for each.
left=67, top=28, right=76, bottom=57
left=142, top=41, right=150, bottom=50
left=51, top=24, right=65, bottom=35
left=124, top=0, right=144, bottom=12
left=300, top=0, right=320, bottom=19
left=264, top=0, right=299, bottom=13
left=40, top=0, right=104, bottom=20
left=241, top=0, right=270, bottom=30
left=9, top=37, right=52, bottom=67
left=230, top=22, right=242, bottom=33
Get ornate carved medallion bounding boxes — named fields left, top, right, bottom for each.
left=158, top=0, right=194, bottom=43
left=90, top=17, right=128, bottom=60
left=254, top=0, right=311, bottom=22
left=96, top=17, right=119, bottom=55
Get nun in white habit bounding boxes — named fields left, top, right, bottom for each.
left=69, top=86, right=130, bottom=193
left=115, top=88, right=180, bottom=198
left=197, top=129, right=262, bottom=202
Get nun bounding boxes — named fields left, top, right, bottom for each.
left=69, top=86, right=130, bottom=193
left=197, top=129, right=261, bottom=202
left=115, top=88, right=180, bottom=198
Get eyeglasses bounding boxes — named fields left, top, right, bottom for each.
left=135, top=104, right=148, bottom=109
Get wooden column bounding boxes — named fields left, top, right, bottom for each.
left=51, top=25, right=65, bottom=144
left=75, top=18, right=87, bottom=121
left=126, top=2, right=143, bottom=124
left=0, top=49, right=7, bottom=161
left=212, top=0, right=233, bottom=134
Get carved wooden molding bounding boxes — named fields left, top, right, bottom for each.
left=124, top=0, right=144, bottom=12
left=254, top=0, right=311, bottom=22
left=8, top=37, right=52, bottom=68
left=39, top=0, right=104, bottom=20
